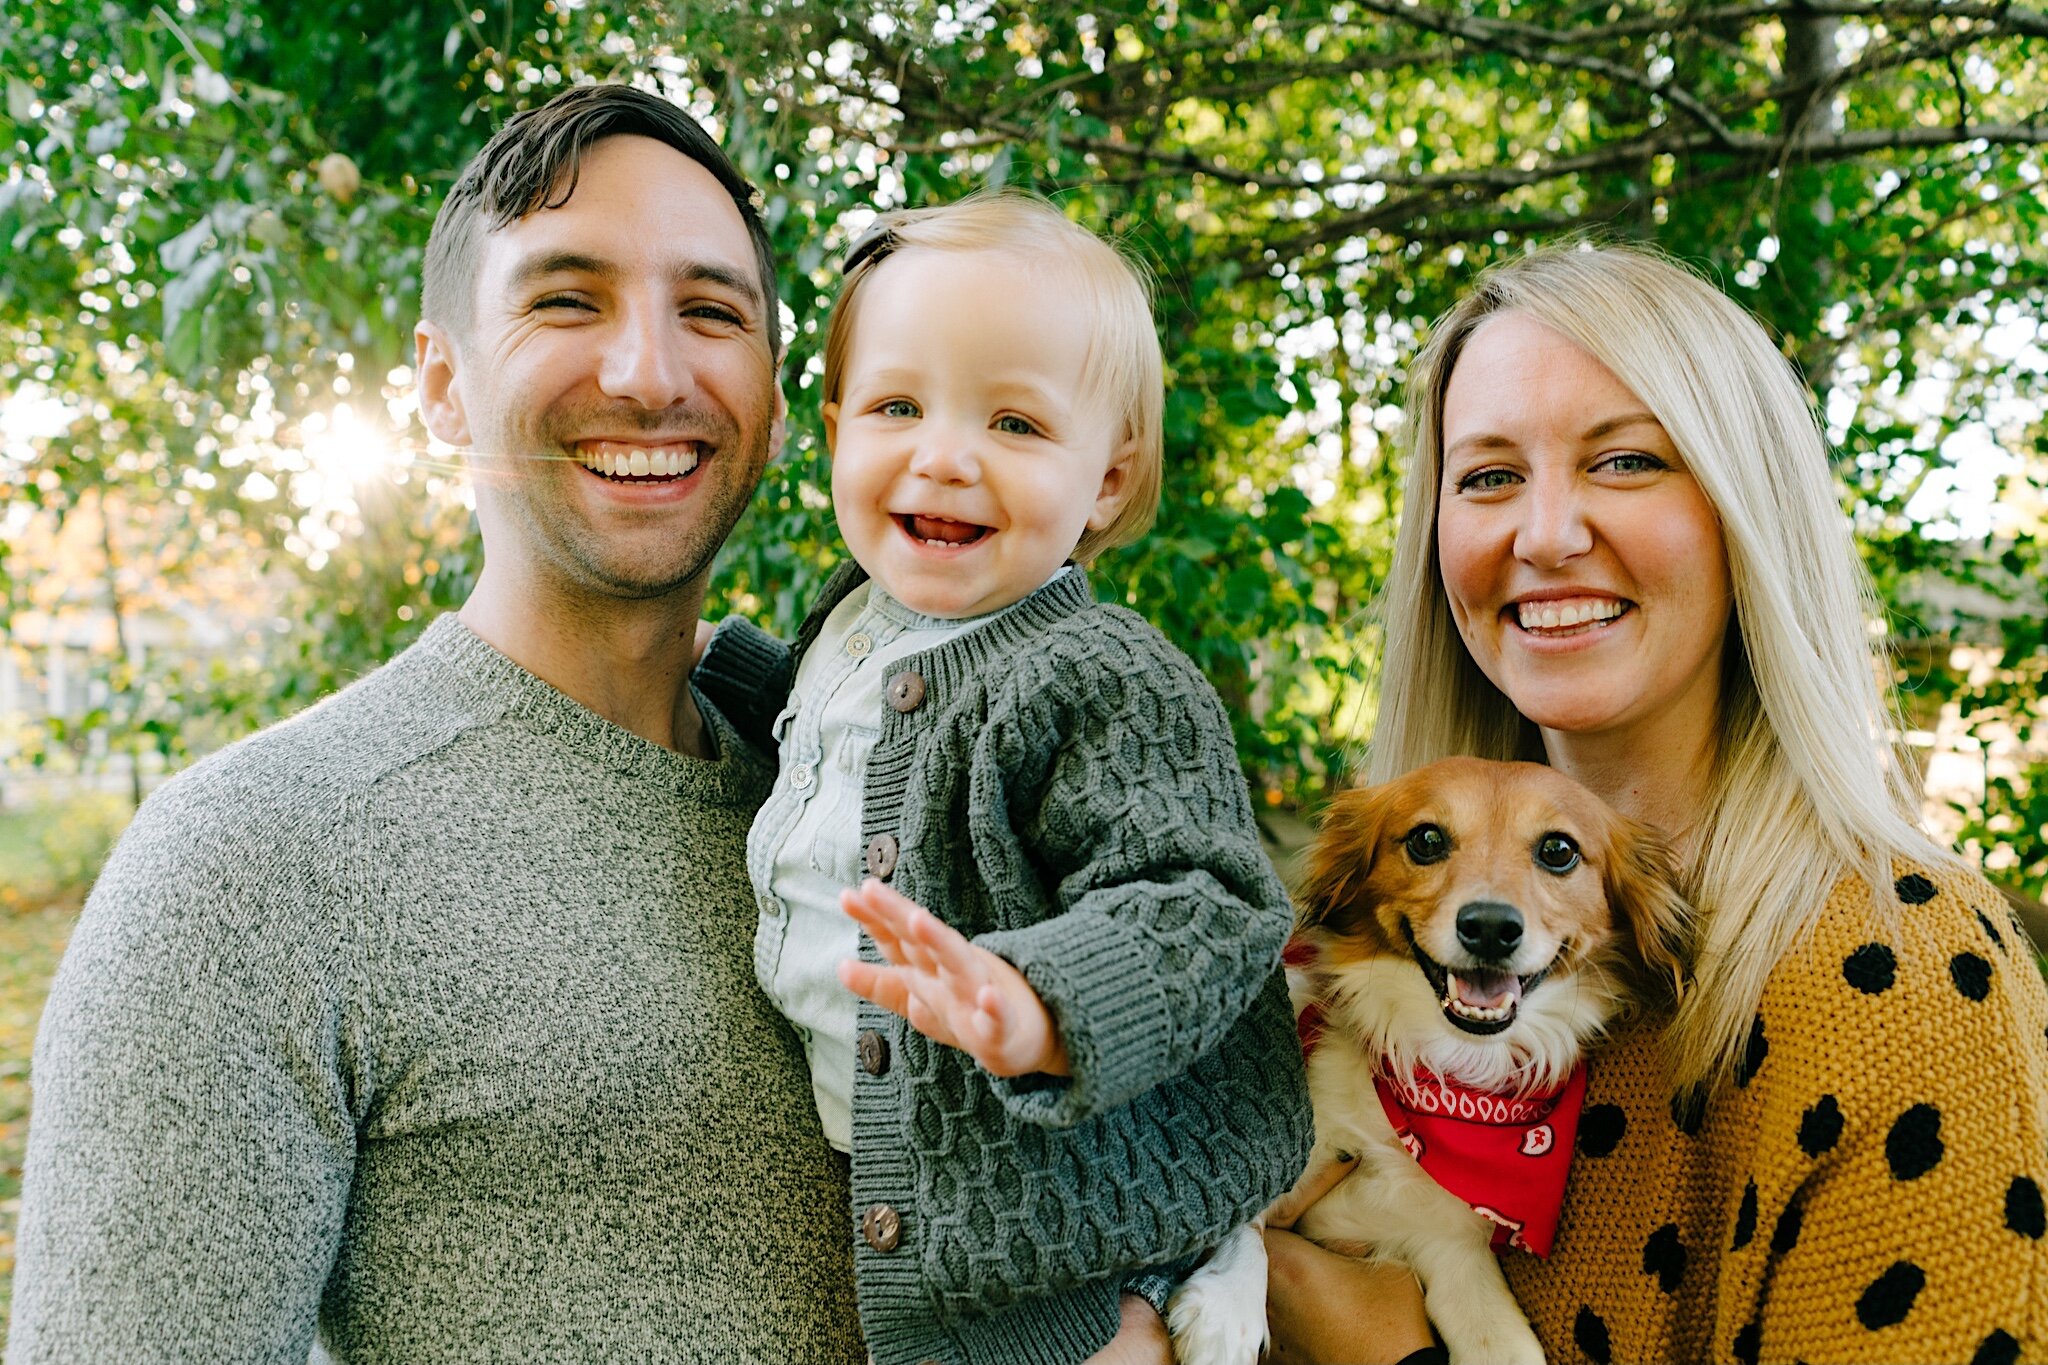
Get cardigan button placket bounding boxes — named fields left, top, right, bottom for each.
left=857, top=1028, right=891, bottom=1075
left=865, top=833, right=899, bottom=881
left=860, top=1203, right=902, bottom=1252
left=886, top=670, right=926, bottom=713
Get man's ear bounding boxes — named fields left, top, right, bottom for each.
left=1085, top=433, right=1137, bottom=530
left=415, top=321, right=471, bottom=447
left=768, top=384, right=789, bottom=463
left=820, top=399, right=840, bottom=458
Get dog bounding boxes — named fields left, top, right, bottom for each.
left=1168, top=757, right=1691, bottom=1365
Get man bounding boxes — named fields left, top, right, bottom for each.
left=9, top=85, right=865, bottom=1363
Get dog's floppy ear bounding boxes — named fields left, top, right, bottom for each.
left=1297, top=785, right=1398, bottom=938
left=1599, top=811, right=1695, bottom=1006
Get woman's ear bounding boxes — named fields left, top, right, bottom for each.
left=1600, top=812, right=1694, bottom=1006
left=1298, top=786, right=1396, bottom=938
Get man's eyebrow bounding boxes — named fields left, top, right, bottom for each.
left=673, top=261, right=763, bottom=312
left=504, top=254, right=763, bottom=314
left=507, top=251, right=618, bottom=290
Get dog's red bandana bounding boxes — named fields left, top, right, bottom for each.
left=1372, top=1065, right=1585, bottom=1257
left=1287, top=938, right=1585, bottom=1258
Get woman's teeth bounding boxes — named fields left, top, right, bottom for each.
left=576, top=444, right=701, bottom=478
left=1516, top=597, right=1627, bottom=632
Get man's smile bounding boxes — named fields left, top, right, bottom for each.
left=570, top=438, right=706, bottom=481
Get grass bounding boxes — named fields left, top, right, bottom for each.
left=0, top=899, right=78, bottom=1341
left=0, top=795, right=123, bottom=1345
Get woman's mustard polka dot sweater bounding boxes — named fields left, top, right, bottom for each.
left=1504, top=862, right=2048, bottom=1364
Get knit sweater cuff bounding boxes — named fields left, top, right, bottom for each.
left=693, top=617, right=792, bottom=753
left=976, top=912, right=1173, bottom=1126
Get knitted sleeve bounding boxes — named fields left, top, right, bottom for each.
left=692, top=615, right=794, bottom=753
left=1705, top=863, right=2048, bottom=1365
left=973, top=616, right=1295, bottom=1126
left=9, top=759, right=361, bottom=1364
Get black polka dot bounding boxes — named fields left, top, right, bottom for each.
left=2006, top=1176, right=2045, bottom=1239
left=1671, top=1084, right=1708, bottom=1136
left=1886, top=1104, right=1944, bottom=1180
left=1951, top=951, right=1993, bottom=1001
left=1770, top=1197, right=1804, bottom=1255
left=1855, top=1260, right=1925, bottom=1329
left=1573, top=1306, right=1612, bottom=1365
left=1735, top=1013, right=1769, bottom=1088
left=1731, top=1178, right=1758, bottom=1249
left=1842, top=943, right=1896, bottom=994
left=1797, top=1094, right=1844, bottom=1156
left=1579, top=1103, right=1626, bottom=1157
left=1641, top=1222, right=1687, bottom=1293
left=1975, top=909, right=2007, bottom=953
left=1972, top=1329, right=2021, bottom=1365
left=1895, top=873, right=1937, bottom=904
left=1731, top=1318, right=1761, bottom=1365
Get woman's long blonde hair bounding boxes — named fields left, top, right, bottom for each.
left=1369, top=242, right=1951, bottom=1090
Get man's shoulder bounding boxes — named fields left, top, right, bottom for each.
left=134, top=632, right=490, bottom=853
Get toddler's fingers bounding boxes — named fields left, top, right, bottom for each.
left=839, top=959, right=916, bottom=1022
left=841, top=888, right=916, bottom=965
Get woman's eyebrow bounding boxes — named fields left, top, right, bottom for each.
left=1580, top=412, right=1664, bottom=442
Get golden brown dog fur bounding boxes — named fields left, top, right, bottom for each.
left=1168, top=758, right=1693, bottom=1365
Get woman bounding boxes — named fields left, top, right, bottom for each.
left=1266, top=244, right=2048, bottom=1364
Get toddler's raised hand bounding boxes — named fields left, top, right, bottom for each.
left=838, top=879, right=1070, bottom=1079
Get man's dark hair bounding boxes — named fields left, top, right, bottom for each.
left=421, top=84, right=779, bottom=354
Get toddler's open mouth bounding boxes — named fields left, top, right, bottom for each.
left=898, top=514, right=993, bottom=548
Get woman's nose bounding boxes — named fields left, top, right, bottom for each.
left=598, top=304, right=696, bottom=410
left=1514, top=474, right=1594, bottom=568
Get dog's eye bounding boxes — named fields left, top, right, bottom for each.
left=1536, top=832, right=1581, bottom=873
left=1403, top=824, right=1450, bottom=864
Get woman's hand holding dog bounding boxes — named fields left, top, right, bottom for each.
left=838, top=879, right=1071, bottom=1078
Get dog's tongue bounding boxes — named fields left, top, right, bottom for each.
left=1449, top=969, right=1522, bottom=1011
left=908, top=515, right=985, bottom=544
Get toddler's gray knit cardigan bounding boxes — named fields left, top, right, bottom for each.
left=701, top=562, right=1315, bottom=1365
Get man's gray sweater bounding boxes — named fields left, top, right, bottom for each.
left=8, top=615, right=866, bottom=1364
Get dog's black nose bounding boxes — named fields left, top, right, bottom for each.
left=1455, top=901, right=1524, bottom=962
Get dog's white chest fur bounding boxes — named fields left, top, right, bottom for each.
left=1167, top=1041, right=1550, bottom=1365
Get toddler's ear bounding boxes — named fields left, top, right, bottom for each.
left=1085, top=434, right=1137, bottom=529
left=821, top=400, right=841, bottom=456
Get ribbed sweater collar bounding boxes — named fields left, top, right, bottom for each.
left=408, top=612, right=768, bottom=804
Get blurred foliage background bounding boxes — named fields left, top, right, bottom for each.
left=0, top=0, right=2044, bottom=1327
left=0, top=0, right=2039, bottom=888
left=2, top=2, right=2045, bottom=885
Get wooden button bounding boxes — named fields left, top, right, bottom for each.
left=865, top=833, right=899, bottom=880
left=861, top=1203, right=902, bottom=1252
left=857, top=1029, right=890, bottom=1076
left=886, top=670, right=926, bottom=712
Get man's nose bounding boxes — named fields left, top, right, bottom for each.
left=597, top=304, right=695, bottom=410
left=1513, top=471, right=1594, bottom=568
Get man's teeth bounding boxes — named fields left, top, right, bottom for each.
left=577, top=445, right=702, bottom=478
left=1516, top=597, right=1626, bottom=631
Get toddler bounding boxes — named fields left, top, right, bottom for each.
left=699, top=195, right=1311, bottom=1365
